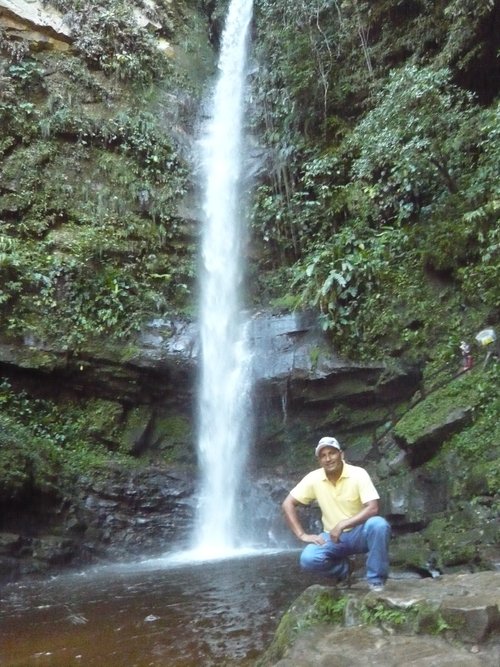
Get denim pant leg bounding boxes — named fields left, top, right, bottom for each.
left=362, top=516, right=391, bottom=584
left=299, top=532, right=352, bottom=580
left=299, top=517, right=391, bottom=584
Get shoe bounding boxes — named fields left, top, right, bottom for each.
left=368, top=583, right=384, bottom=593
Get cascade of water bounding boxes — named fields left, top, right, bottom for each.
left=193, top=0, right=254, bottom=557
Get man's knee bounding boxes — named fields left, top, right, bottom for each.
left=365, top=515, right=391, bottom=535
left=299, top=544, right=319, bottom=571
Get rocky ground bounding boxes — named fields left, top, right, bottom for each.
left=258, top=571, right=500, bottom=666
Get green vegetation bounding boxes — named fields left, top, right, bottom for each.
left=250, top=0, right=499, bottom=360
left=0, top=2, right=496, bottom=357
left=361, top=598, right=451, bottom=636
left=0, top=0, right=213, bottom=496
left=0, top=118, right=191, bottom=346
left=0, top=0, right=210, bottom=350
left=361, top=599, right=417, bottom=629
left=0, top=380, right=132, bottom=498
left=303, top=590, right=348, bottom=625
left=42, top=0, right=182, bottom=82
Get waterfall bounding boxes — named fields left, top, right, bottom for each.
left=193, top=0, right=254, bottom=557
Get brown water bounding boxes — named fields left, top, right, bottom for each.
left=0, top=549, right=313, bottom=667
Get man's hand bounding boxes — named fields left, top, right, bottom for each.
left=300, top=533, right=326, bottom=545
left=329, top=520, right=349, bottom=543
left=329, top=501, right=380, bottom=542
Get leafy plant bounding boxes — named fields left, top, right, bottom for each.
left=361, top=600, right=415, bottom=628
left=307, top=592, right=348, bottom=624
left=0, top=382, right=128, bottom=497
left=43, top=0, right=173, bottom=82
left=290, top=224, right=412, bottom=340
left=348, top=65, right=477, bottom=225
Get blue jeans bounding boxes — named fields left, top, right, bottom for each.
left=299, top=516, right=391, bottom=585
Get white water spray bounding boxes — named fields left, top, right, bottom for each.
left=193, top=0, right=254, bottom=557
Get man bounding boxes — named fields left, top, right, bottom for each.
left=282, top=436, right=390, bottom=591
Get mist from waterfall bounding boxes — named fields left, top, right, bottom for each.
left=193, top=0, right=254, bottom=557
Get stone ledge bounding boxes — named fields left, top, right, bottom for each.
left=259, top=572, right=500, bottom=667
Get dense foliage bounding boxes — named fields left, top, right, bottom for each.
left=0, top=1, right=213, bottom=350
left=0, top=379, right=126, bottom=498
left=41, top=0, right=181, bottom=81
left=0, top=0, right=216, bottom=503
left=249, top=0, right=499, bottom=359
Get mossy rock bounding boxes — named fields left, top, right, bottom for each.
left=423, top=515, right=480, bottom=568
left=151, top=412, right=193, bottom=462
left=394, top=371, right=480, bottom=446
left=119, top=406, right=153, bottom=453
left=390, top=532, right=432, bottom=570
left=256, top=585, right=347, bottom=666
left=342, top=435, right=375, bottom=464
left=321, top=404, right=390, bottom=437
left=84, top=399, right=123, bottom=436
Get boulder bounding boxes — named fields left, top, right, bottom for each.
left=259, top=573, right=500, bottom=667
left=382, top=467, right=449, bottom=528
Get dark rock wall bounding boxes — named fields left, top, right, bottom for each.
left=0, top=310, right=427, bottom=581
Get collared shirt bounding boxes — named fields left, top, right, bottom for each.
left=290, top=463, right=380, bottom=531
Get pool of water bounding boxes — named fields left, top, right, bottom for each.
left=0, top=549, right=315, bottom=667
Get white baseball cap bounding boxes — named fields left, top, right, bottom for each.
left=315, top=436, right=342, bottom=457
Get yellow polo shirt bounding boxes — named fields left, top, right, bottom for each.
left=290, top=463, right=380, bottom=531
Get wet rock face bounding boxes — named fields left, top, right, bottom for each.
left=0, top=463, right=301, bottom=581
left=0, top=467, right=197, bottom=582
left=243, top=311, right=422, bottom=471
left=0, top=467, right=300, bottom=582
left=78, top=467, right=197, bottom=557
left=0, top=311, right=422, bottom=462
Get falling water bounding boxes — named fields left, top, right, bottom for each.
left=193, top=0, right=254, bottom=556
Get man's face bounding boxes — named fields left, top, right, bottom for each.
left=318, top=446, right=343, bottom=475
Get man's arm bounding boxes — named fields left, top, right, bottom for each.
left=282, top=493, right=326, bottom=545
left=329, top=499, right=379, bottom=543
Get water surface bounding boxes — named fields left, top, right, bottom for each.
left=0, top=550, right=313, bottom=666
